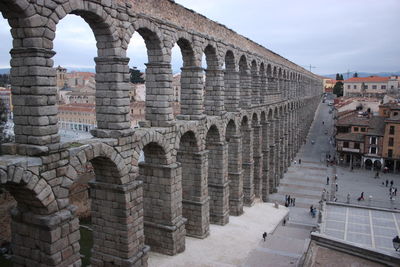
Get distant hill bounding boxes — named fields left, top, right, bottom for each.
left=322, top=72, right=400, bottom=80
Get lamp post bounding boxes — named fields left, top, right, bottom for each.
left=393, top=236, right=400, bottom=251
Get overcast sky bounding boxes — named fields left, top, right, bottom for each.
left=0, top=0, right=399, bottom=75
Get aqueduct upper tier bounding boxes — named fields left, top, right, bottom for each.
left=0, top=0, right=322, bottom=266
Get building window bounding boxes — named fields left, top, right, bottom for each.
left=381, top=85, right=386, bottom=89
left=388, top=149, right=393, bottom=158
left=354, top=143, right=360, bottom=149
left=347, top=85, right=350, bottom=89
left=354, top=127, right=359, bottom=132
left=353, top=85, right=357, bottom=89
left=343, top=141, right=349, bottom=148
left=364, top=85, right=368, bottom=89
left=371, top=137, right=376, bottom=145
left=370, top=147, right=377, bottom=154
left=389, top=137, right=394, bottom=146
left=372, top=85, right=377, bottom=89
left=390, top=125, right=395, bottom=135
left=394, top=112, right=398, bottom=116
left=361, top=128, right=366, bottom=132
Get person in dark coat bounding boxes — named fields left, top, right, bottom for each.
left=262, top=232, right=267, bottom=241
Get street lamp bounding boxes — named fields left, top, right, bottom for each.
left=393, top=236, right=400, bottom=251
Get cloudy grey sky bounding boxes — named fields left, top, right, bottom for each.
left=0, top=0, right=399, bottom=75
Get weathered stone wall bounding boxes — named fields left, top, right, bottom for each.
left=0, top=0, right=322, bottom=266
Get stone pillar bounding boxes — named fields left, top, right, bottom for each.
left=251, top=71, right=260, bottom=106
left=205, top=68, right=225, bottom=116
left=179, top=150, right=210, bottom=238
left=261, top=121, right=270, bottom=201
left=242, top=126, right=255, bottom=206
left=240, top=69, right=252, bottom=108
left=227, top=135, right=244, bottom=216
left=94, top=57, right=131, bottom=133
left=10, top=207, right=81, bottom=266
left=90, top=181, right=149, bottom=266
left=208, top=142, right=229, bottom=225
left=253, top=124, right=263, bottom=198
left=268, top=77, right=278, bottom=91
left=260, top=73, right=268, bottom=104
left=268, top=119, right=277, bottom=193
left=224, top=70, right=240, bottom=112
left=179, top=67, right=205, bottom=119
left=144, top=62, right=174, bottom=127
left=11, top=47, right=60, bottom=147
left=139, top=163, right=186, bottom=255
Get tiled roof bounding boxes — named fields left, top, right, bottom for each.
left=344, top=76, right=389, bottom=83
left=366, top=116, right=385, bottom=136
left=336, top=133, right=364, bottom=142
left=58, top=103, right=95, bottom=113
left=336, top=114, right=370, bottom=127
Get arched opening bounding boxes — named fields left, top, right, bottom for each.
left=177, top=131, right=209, bottom=238
left=259, top=63, right=267, bottom=104
left=206, top=125, right=229, bottom=225
left=127, top=26, right=172, bottom=127
left=204, top=45, right=224, bottom=116
left=54, top=15, right=97, bottom=141
left=241, top=116, right=254, bottom=206
left=225, top=120, right=243, bottom=215
left=224, top=51, right=238, bottom=112
left=251, top=61, right=259, bottom=105
left=0, top=13, right=15, bottom=266
left=239, top=56, right=250, bottom=108
left=252, top=113, right=262, bottom=198
left=139, top=142, right=185, bottom=255
left=171, top=38, right=195, bottom=118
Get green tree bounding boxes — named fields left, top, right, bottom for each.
left=333, top=81, right=344, bottom=97
left=353, top=72, right=358, bottom=78
left=335, top=73, right=340, bottom=80
left=129, top=67, right=145, bottom=84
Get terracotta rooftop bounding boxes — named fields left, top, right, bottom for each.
left=336, top=132, right=364, bottom=142
left=343, top=76, right=389, bottom=83
left=58, top=103, right=95, bottom=113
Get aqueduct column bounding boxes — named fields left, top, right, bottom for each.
left=205, top=68, right=225, bottom=116
left=224, top=70, right=240, bottom=112
left=252, top=122, right=263, bottom=198
left=227, top=134, right=244, bottom=215
left=242, top=124, right=255, bottom=206
left=261, top=120, right=270, bottom=201
left=179, top=67, right=206, bottom=119
left=251, top=70, right=261, bottom=106
left=240, top=69, right=252, bottom=108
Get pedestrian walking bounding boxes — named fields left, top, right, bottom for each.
left=326, top=176, right=330, bottom=185
left=347, top=193, right=350, bottom=204
left=395, top=188, right=397, bottom=196
left=299, top=159, right=301, bottom=164
left=288, top=195, right=291, bottom=204
left=391, top=180, right=394, bottom=187
left=386, top=180, right=388, bottom=187
left=283, top=218, right=286, bottom=226
left=262, top=232, right=267, bottom=242
left=293, top=198, right=296, bottom=206
left=360, top=192, right=364, bottom=200
left=294, top=160, right=297, bottom=165
left=335, top=183, right=338, bottom=192
left=335, top=175, right=338, bottom=181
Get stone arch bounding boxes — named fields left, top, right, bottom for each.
left=174, top=123, right=202, bottom=152
left=51, top=2, right=120, bottom=55
left=224, top=50, right=239, bottom=111
left=177, top=129, right=209, bottom=238
left=0, top=0, right=32, bottom=18
left=205, top=121, right=224, bottom=143
left=240, top=115, right=254, bottom=205
left=259, top=62, right=267, bottom=103
left=239, top=55, right=250, bottom=107
left=251, top=60, right=260, bottom=105
left=0, top=167, right=57, bottom=215
left=206, top=124, right=229, bottom=225
left=133, top=130, right=172, bottom=166
left=204, top=43, right=224, bottom=115
left=139, top=140, right=185, bottom=255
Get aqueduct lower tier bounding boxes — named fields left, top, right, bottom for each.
left=0, top=0, right=322, bottom=266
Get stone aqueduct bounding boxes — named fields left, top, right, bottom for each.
left=0, top=0, right=322, bottom=266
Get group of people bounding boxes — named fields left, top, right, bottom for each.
left=284, top=195, right=295, bottom=207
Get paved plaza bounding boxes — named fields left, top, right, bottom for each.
left=322, top=204, right=400, bottom=253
